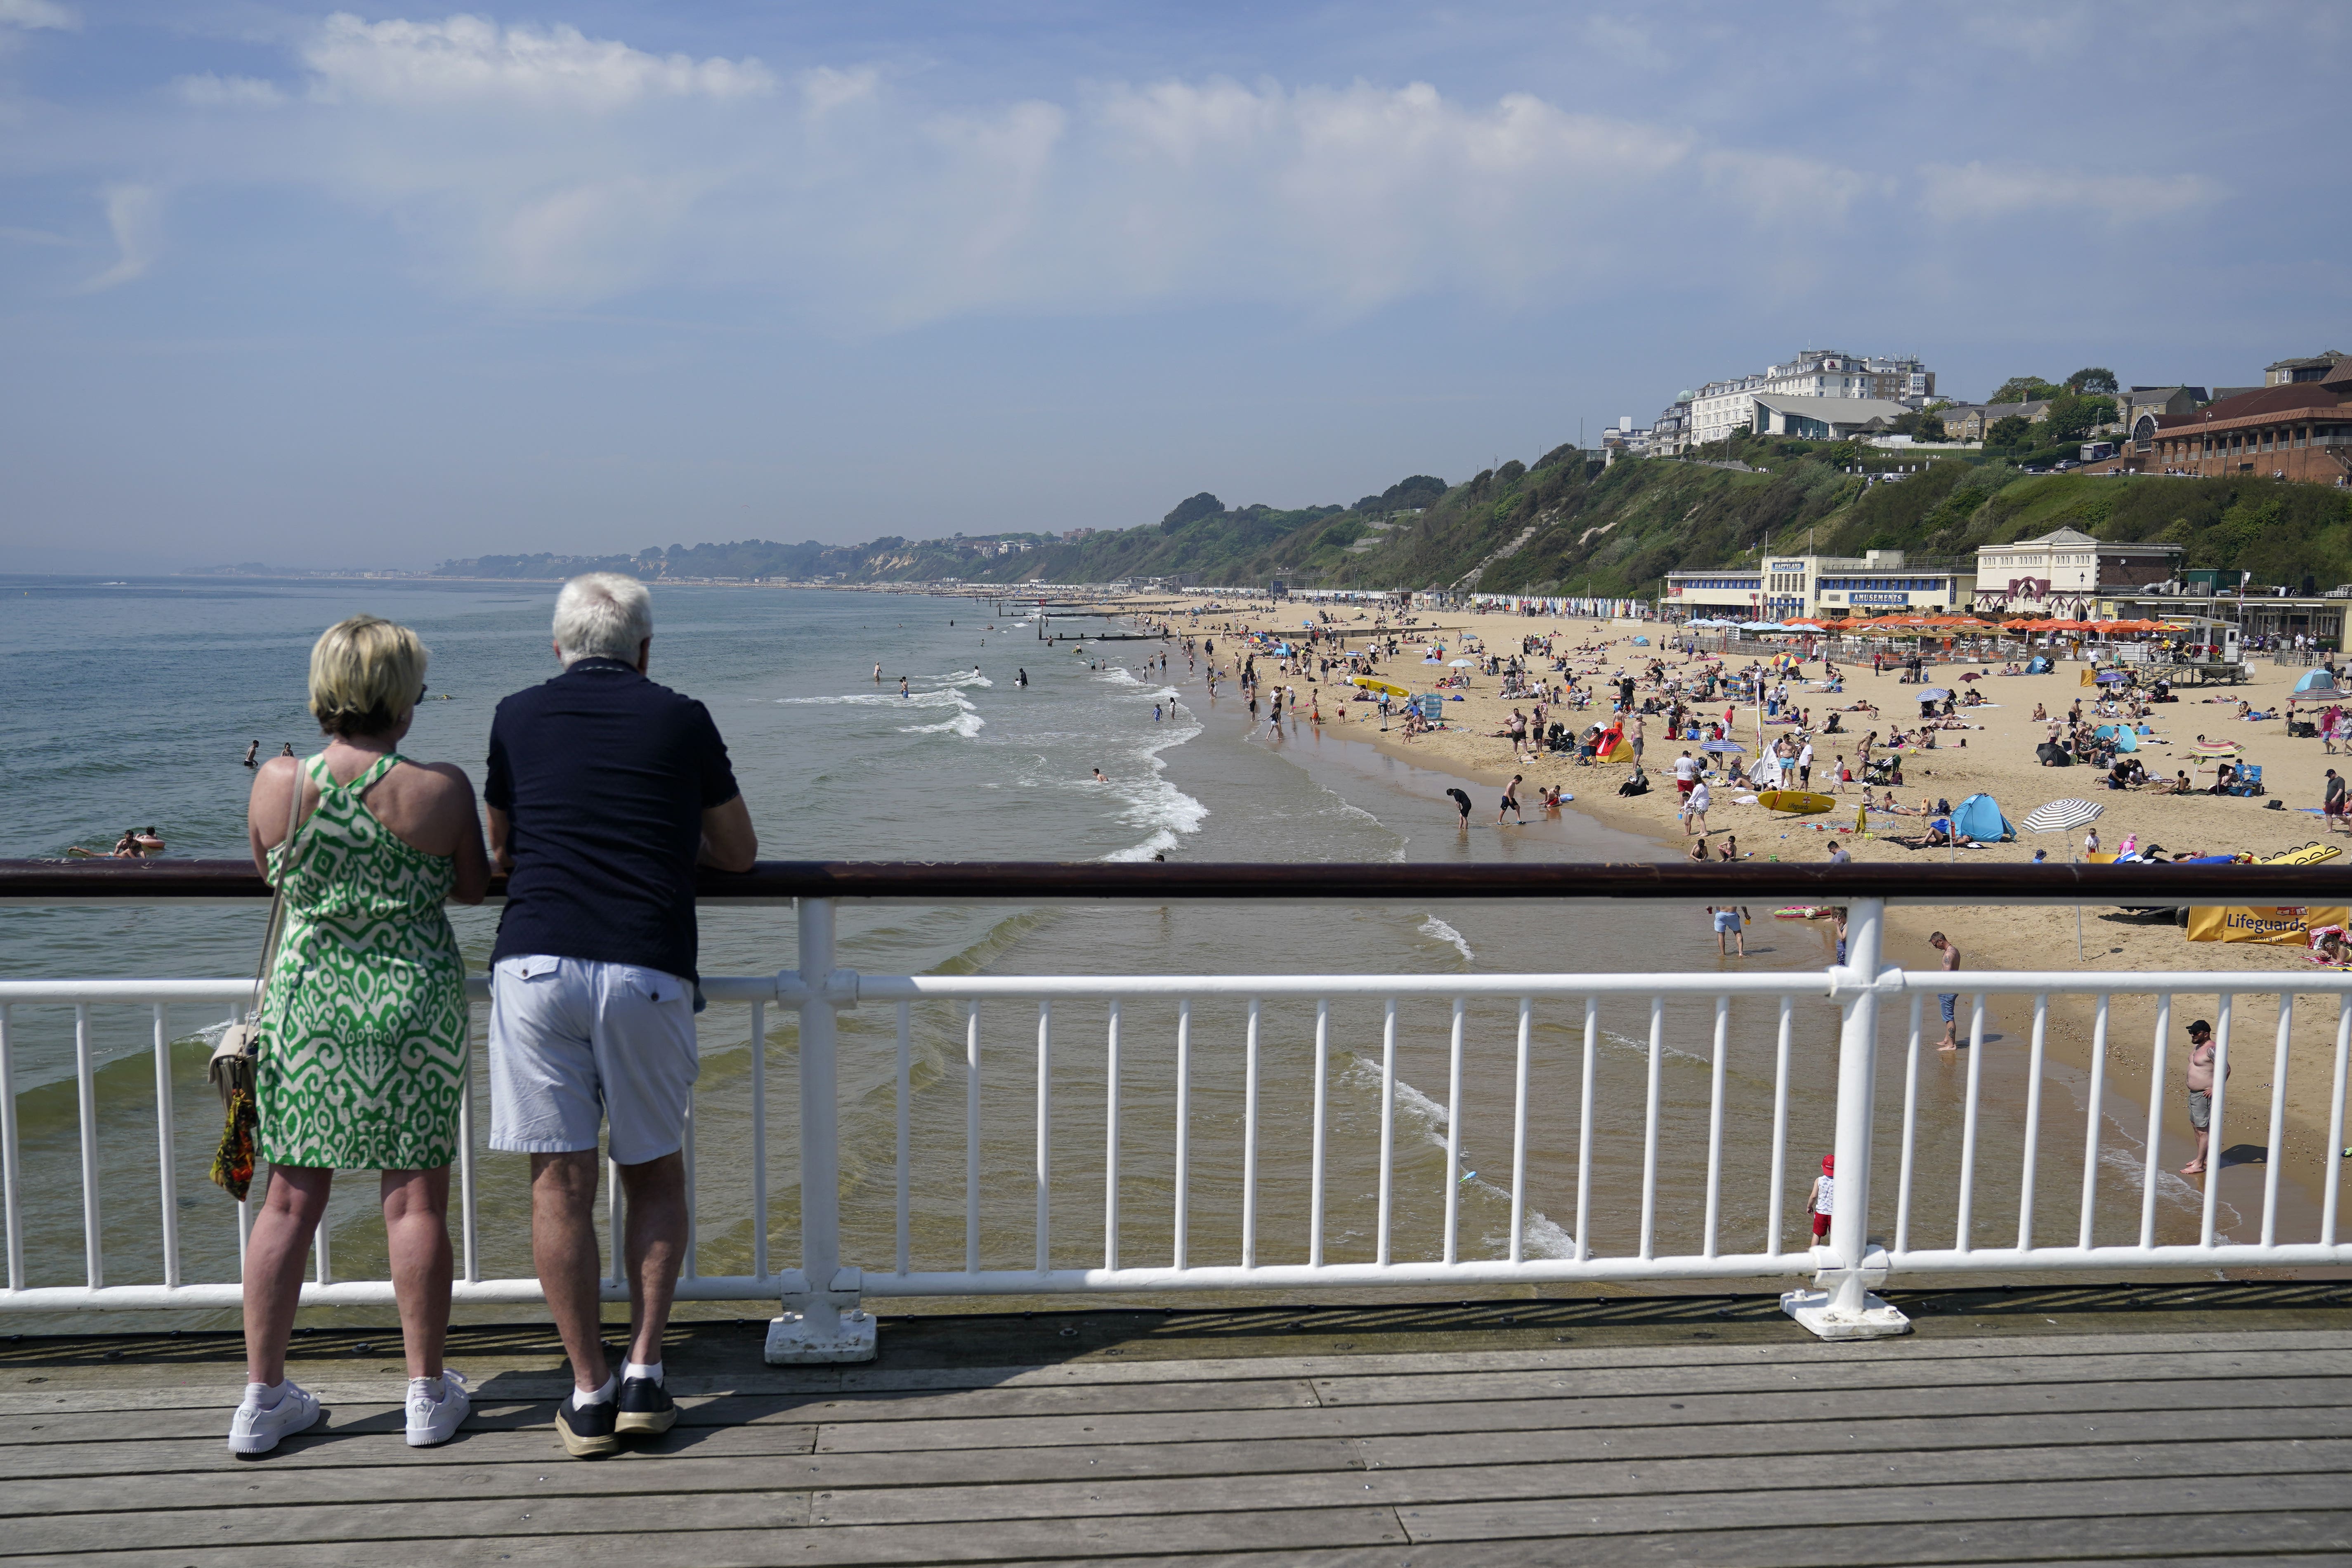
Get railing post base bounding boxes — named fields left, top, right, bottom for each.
left=1781, top=1240, right=1908, bottom=1339
left=1780, top=1285, right=1909, bottom=1340
left=765, top=1266, right=877, bottom=1364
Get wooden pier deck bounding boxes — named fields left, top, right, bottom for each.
left=7, top=1282, right=2350, bottom=1566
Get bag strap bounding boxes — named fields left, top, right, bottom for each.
left=242, top=759, right=309, bottom=1019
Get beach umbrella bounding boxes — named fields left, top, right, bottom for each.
left=1958, top=671, right=1984, bottom=682
left=2024, top=797, right=2107, bottom=957
left=1917, top=687, right=1951, bottom=701
left=1700, top=739, right=1746, bottom=754
left=2095, top=669, right=2130, bottom=685
left=1448, top=658, right=1475, bottom=668
left=2022, top=798, right=2105, bottom=835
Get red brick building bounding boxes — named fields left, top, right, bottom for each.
left=2142, top=359, right=2352, bottom=483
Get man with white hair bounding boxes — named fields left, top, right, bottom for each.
left=483, top=573, right=758, bottom=1458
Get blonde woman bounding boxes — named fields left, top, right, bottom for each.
left=229, top=616, right=490, bottom=1456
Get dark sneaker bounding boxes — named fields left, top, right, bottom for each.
left=615, top=1376, right=676, bottom=1438
left=555, top=1396, right=618, bottom=1458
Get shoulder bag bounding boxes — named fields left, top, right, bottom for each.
left=207, top=765, right=307, bottom=1201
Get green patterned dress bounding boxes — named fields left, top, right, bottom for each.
left=257, top=753, right=468, bottom=1171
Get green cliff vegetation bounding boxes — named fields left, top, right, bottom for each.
left=435, top=438, right=2352, bottom=599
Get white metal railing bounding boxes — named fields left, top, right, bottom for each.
left=1, top=897, right=2348, bottom=1345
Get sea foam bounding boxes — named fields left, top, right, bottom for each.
left=1419, top=916, right=1475, bottom=963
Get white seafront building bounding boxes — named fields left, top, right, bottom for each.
left=1971, top=526, right=2184, bottom=618
left=1664, top=549, right=1977, bottom=621
left=1682, top=349, right=1936, bottom=452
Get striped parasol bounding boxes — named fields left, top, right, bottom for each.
left=2021, top=798, right=2106, bottom=835
left=2023, top=797, right=2107, bottom=956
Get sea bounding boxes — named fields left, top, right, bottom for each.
left=0, top=576, right=2235, bottom=1319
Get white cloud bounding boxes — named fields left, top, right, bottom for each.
left=76, top=183, right=160, bottom=292
left=174, top=73, right=286, bottom=108
left=1917, top=162, right=2215, bottom=224
left=800, top=65, right=878, bottom=121
left=1703, top=149, right=1884, bottom=225
left=301, top=12, right=775, bottom=109
left=72, top=15, right=1936, bottom=319
left=0, top=0, right=77, bottom=31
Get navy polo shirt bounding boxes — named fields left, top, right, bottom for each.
left=485, top=658, right=741, bottom=983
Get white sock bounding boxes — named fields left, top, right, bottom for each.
left=570, top=1373, right=617, bottom=1410
left=246, top=1379, right=289, bottom=1408
left=622, top=1360, right=664, bottom=1386
left=408, top=1376, right=444, bottom=1404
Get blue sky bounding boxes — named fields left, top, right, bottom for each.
left=2, top=1, right=2345, bottom=570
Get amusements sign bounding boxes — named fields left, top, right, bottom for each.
left=2186, top=906, right=2350, bottom=946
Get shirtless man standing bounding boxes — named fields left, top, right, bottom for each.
left=1498, top=774, right=1525, bottom=826
left=1929, top=932, right=1962, bottom=1050
left=2181, top=1018, right=2224, bottom=1175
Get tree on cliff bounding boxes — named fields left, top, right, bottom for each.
left=1161, top=492, right=1225, bottom=532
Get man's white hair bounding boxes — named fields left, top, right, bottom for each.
left=553, top=573, right=653, bottom=664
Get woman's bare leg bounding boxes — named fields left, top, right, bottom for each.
left=243, top=1165, right=333, bottom=1386
left=381, top=1168, right=453, bottom=1381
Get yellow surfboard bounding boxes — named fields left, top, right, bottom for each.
left=1351, top=676, right=1411, bottom=698
left=1758, top=790, right=1837, bottom=815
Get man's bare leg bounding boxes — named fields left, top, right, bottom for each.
left=530, top=1151, right=610, bottom=1394
left=2181, top=1125, right=2210, bottom=1175
left=617, top=1152, right=688, bottom=1368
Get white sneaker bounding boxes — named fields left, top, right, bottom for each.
left=405, top=1370, right=470, bottom=1448
left=227, top=1381, right=322, bottom=1455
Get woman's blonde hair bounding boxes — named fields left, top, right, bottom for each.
left=308, top=615, right=428, bottom=738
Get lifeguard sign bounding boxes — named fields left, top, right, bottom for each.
left=2186, top=904, right=2348, bottom=946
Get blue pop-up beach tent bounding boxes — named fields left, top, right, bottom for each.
left=2024, top=655, right=2053, bottom=674
left=1951, top=793, right=2014, bottom=842
left=2295, top=668, right=2339, bottom=695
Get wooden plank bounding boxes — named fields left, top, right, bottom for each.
left=781, top=1438, right=2352, bottom=1531
left=0, top=1489, right=812, bottom=1556
left=12, top=1328, right=2352, bottom=1417
left=5, top=1504, right=1409, bottom=1568
left=1096, top=1518, right=2352, bottom=1568
left=1085, top=1548, right=2352, bottom=1568
left=0, top=1423, right=819, bottom=1482
left=1308, top=1348, right=2352, bottom=1406
left=1363, top=1514, right=2352, bottom=1566
left=0, top=1436, right=1362, bottom=1518
left=1352, top=1400, right=2352, bottom=1473
left=9, top=1328, right=2350, bottom=1417
left=921, top=1555, right=1418, bottom=1568
left=0, top=1379, right=1324, bottom=1449
left=1397, top=1471, right=2352, bottom=1543
left=812, top=1374, right=2347, bottom=1455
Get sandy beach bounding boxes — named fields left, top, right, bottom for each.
left=1136, top=594, right=2352, bottom=1195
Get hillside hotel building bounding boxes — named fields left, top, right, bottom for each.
left=1664, top=550, right=1976, bottom=620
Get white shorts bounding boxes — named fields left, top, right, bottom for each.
left=487, top=956, right=699, bottom=1166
